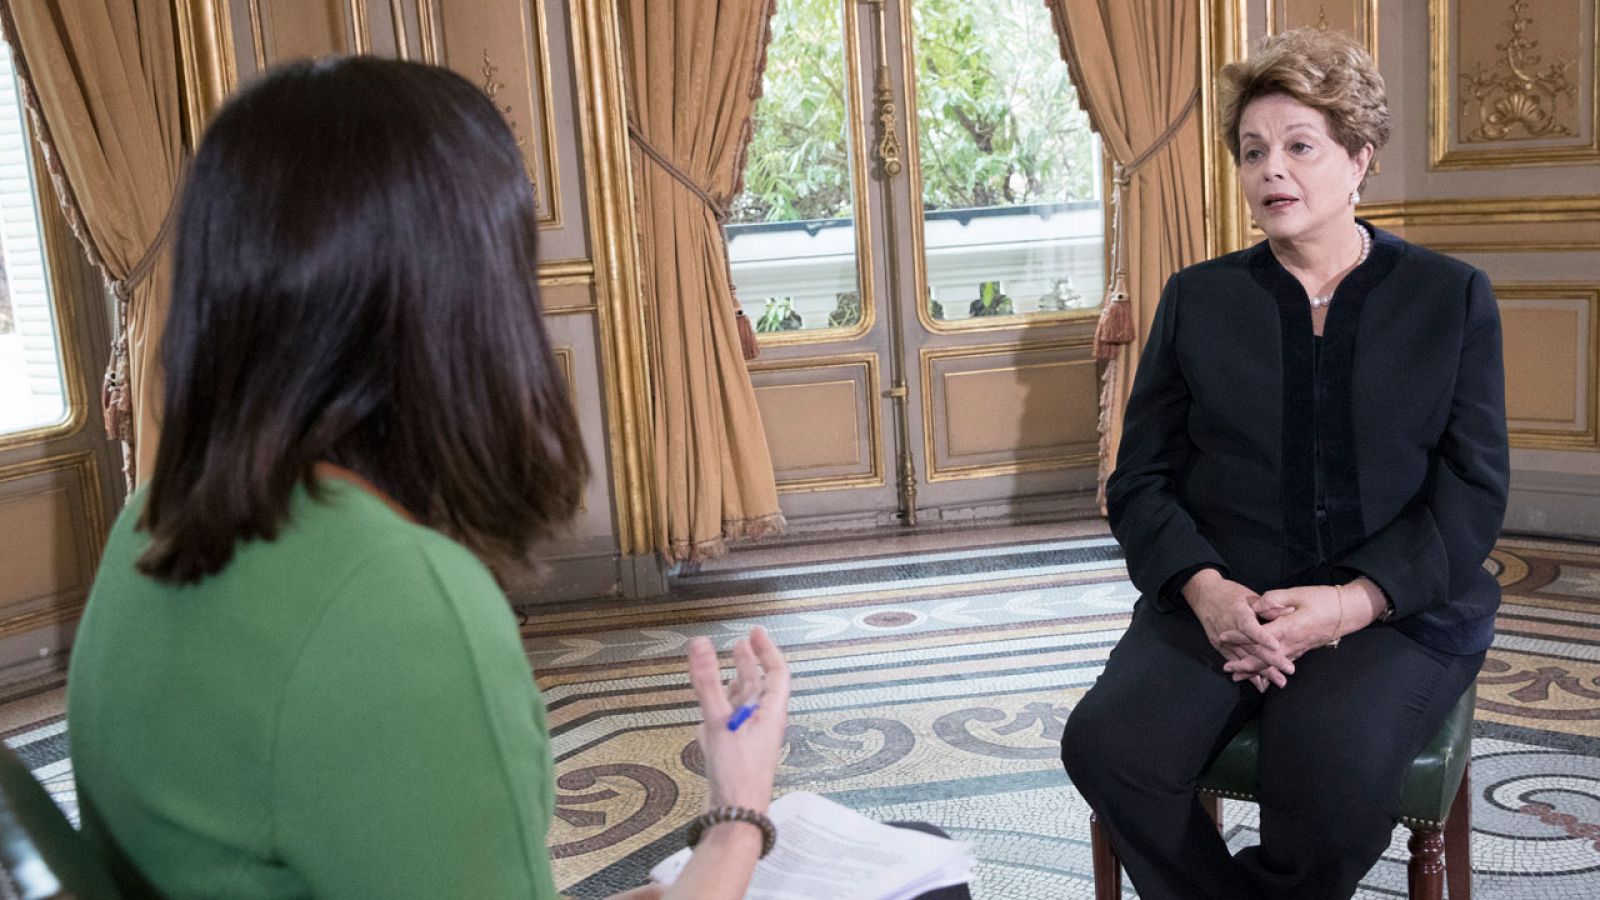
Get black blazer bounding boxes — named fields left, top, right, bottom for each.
left=1106, top=224, right=1509, bottom=654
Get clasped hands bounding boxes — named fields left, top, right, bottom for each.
left=1182, top=569, right=1385, bottom=693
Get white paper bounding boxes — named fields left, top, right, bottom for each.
left=649, top=792, right=974, bottom=900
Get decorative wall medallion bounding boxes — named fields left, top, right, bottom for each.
left=1431, top=0, right=1600, bottom=168
left=1459, top=1, right=1578, bottom=141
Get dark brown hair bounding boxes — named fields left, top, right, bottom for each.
left=139, top=56, right=588, bottom=583
left=1216, top=28, right=1390, bottom=189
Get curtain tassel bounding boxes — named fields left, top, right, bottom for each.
left=1092, top=274, right=1133, bottom=360
left=735, top=308, right=760, bottom=361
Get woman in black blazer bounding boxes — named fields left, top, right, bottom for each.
left=1060, top=28, right=1508, bottom=900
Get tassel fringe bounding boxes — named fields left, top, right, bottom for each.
left=669, top=511, right=789, bottom=566
left=736, top=309, right=760, bottom=361
left=1093, top=290, right=1134, bottom=361
left=1095, top=354, right=1121, bottom=516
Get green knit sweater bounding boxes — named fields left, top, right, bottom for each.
left=68, top=481, right=561, bottom=899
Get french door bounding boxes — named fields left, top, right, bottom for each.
left=731, top=0, right=1108, bottom=528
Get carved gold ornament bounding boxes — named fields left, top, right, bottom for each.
left=1458, top=0, right=1578, bottom=142
left=873, top=66, right=903, bottom=177
left=481, top=50, right=529, bottom=149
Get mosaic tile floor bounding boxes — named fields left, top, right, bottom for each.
left=4, top=524, right=1598, bottom=898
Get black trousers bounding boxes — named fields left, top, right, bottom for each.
left=1061, top=599, right=1483, bottom=900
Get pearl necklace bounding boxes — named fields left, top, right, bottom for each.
left=1308, top=224, right=1372, bottom=309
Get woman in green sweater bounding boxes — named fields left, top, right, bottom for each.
left=67, top=57, right=788, bottom=900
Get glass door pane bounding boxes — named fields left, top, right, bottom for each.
left=0, top=39, right=67, bottom=437
left=727, top=0, right=871, bottom=342
left=906, top=0, right=1104, bottom=328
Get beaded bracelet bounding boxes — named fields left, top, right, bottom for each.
left=686, top=806, right=777, bottom=858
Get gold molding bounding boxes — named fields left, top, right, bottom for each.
left=919, top=338, right=1097, bottom=482
left=537, top=258, right=597, bottom=285
left=1358, top=196, right=1600, bottom=251
left=1498, top=283, right=1600, bottom=451
left=552, top=345, right=575, bottom=396
left=418, top=0, right=438, bottom=64
left=899, top=0, right=1107, bottom=336
left=748, top=352, right=885, bottom=493
left=751, top=1, right=878, bottom=348
left=1265, top=0, right=1379, bottom=64
left=1430, top=0, right=1600, bottom=170
left=570, top=0, right=660, bottom=556
left=1203, top=0, right=1251, bottom=257
left=389, top=0, right=411, bottom=58
left=175, top=0, right=240, bottom=142
left=348, top=0, right=372, bottom=54
left=0, top=451, right=107, bottom=639
left=412, top=0, right=564, bottom=228
left=0, top=143, right=92, bottom=451
left=529, top=0, right=562, bottom=227
left=247, top=0, right=269, bottom=72
left=551, top=346, right=587, bottom=510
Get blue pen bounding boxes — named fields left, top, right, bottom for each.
left=727, top=701, right=759, bottom=732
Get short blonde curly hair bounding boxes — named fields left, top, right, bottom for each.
left=1217, top=28, right=1390, bottom=188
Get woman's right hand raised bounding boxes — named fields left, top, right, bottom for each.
left=637, top=629, right=791, bottom=900
left=1182, top=569, right=1295, bottom=692
left=686, top=626, right=791, bottom=813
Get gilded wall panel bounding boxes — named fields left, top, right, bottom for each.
left=1432, top=0, right=1600, bottom=168
left=1267, top=0, right=1378, bottom=61
left=532, top=315, right=614, bottom=542
left=762, top=383, right=862, bottom=470
left=550, top=346, right=585, bottom=512
left=540, top=279, right=598, bottom=314
left=247, top=0, right=354, bottom=66
left=921, top=341, right=1099, bottom=482
left=749, top=355, right=883, bottom=493
left=415, top=0, right=563, bottom=226
left=0, top=453, right=104, bottom=639
left=1499, top=285, right=1599, bottom=449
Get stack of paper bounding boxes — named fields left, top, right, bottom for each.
left=649, top=791, right=975, bottom=900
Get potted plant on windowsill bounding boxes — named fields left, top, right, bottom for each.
left=968, top=280, right=1013, bottom=317
left=756, top=297, right=804, bottom=333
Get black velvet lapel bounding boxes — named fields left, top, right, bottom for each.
left=1250, top=221, right=1402, bottom=578
left=1251, top=243, right=1319, bottom=577
left=1319, top=223, right=1401, bottom=555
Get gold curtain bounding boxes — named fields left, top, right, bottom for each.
left=620, top=0, right=786, bottom=564
left=0, top=0, right=185, bottom=488
left=1044, top=0, right=1207, bottom=505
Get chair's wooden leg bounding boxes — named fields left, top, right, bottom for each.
left=1444, top=768, right=1473, bottom=900
left=1408, top=827, right=1446, bottom=900
left=1089, top=813, right=1122, bottom=900
left=1200, top=793, right=1222, bottom=833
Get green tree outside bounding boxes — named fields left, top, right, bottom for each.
left=731, top=0, right=1097, bottom=225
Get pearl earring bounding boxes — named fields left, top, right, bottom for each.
left=1349, top=188, right=1361, bottom=206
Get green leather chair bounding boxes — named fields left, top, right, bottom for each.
left=0, top=746, right=123, bottom=899
left=1089, top=685, right=1476, bottom=900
